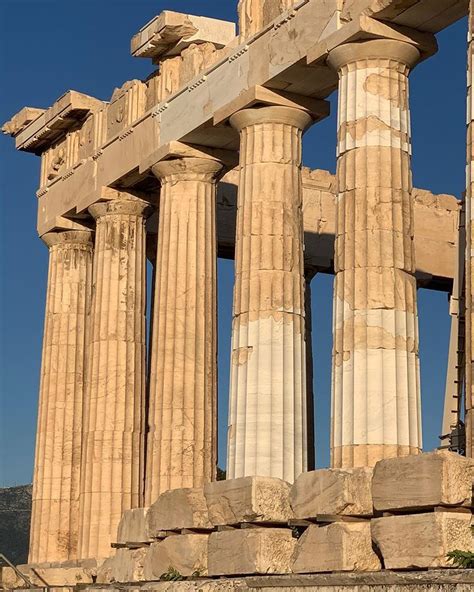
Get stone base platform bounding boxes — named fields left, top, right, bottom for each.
left=4, top=572, right=474, bottom=592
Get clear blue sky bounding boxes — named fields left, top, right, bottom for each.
left=0, top=1, right=467, bottom=487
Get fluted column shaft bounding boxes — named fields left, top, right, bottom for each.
left=328, top=40, right=422, bottom=468
left=467, top=4, right=474, bottom=458
left=78, top=198, right=150, bottom=559
left=145, top=157, right=222, bottom=505
left=29, top=231, right=93, bottom=564
left=227, top=106, right=312, bottom=483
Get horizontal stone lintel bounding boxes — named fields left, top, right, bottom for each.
left=131, top=10, right=236, bottom=61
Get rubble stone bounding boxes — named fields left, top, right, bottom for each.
left=117, top=507, right=152, bottom=544
left=143, top=534, right=209, bottom=579
left=292, top=522, right=381, bottom=573
left=146, top=488, right=212, bottom=535
left=291, top=468, right=373, bottom=518
left=96, top=548, right=147, bottom=584
left=372, top=451, right=474, bottom=511
left=371, top=512, right=473, bottom=569
left=207, top=528, right=295, bottom=575
left=204, top=477, right=293, bottom=526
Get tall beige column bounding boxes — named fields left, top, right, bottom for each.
left=29, top=230, right=93, bottom=564
left=78, top=197, right=150, bottom=559
left=145, top=157, right=222, bottom=505
left=227, top=106, right=312, bottom=483
left=328, top=40, right=422, bottom=468
left=467, top=3, right=474, bottom=459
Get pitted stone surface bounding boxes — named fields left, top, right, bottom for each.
left=117, top=508, right=152, bottom=544
left=291, top=468, right=373, bottom=518
left=292, top=522, right=381, bottom=573
left=204, top=476, right=293, bottom=526
left=143, top=534, right=209, bottom=579
left=208, top=528, right=295, bottom=575
left=97, top=548, right=148, bottom=584
left=372, top=451, right=474, bottom=511
left=371, top=512, right=473, bottom=569
left=146, top=488, right=212, bottom=534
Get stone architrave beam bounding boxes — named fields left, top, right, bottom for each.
left=3, top=0, right=465, bottom=236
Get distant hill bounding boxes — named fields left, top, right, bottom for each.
left=0, top=485, right=31, bottom=565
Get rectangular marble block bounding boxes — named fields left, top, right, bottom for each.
left=372, top=451, right=474, bottom=512
left=371, top=512, right=473, bottom=569
left=204, top=476, right=293, bottom=526
left=96, top=548, right=148, bottom=584
left=143, top=534, right=209, bottom=579
left=208, top=528, right=296, bottom=576
left=292, top=523, right=381, bottom=573
left=117, top=507, right=152, bottom=544
left=0, top=566, right=94, bottom=588
left=291, top=468, right=374, bottom=518
left=146, top=487, right=212, bottom=535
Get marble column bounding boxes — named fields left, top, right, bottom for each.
left=227, top=106, right=312, bottom=483
left=145, top=157, right=222, bottom=505
left=328, top=40, right=422, bottom=468
left=78, top=197, right=150, bottom=559
left=467, top=2, right=474, bottom=458
left=29, top=230, right=93, bottom=564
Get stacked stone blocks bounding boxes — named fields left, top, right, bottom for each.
left=43, top=451, right=468, bottom=586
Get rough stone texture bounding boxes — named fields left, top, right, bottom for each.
left=96, top=548, right=148, bottom=584
left=204, top=476, right=293, bottom=526
left=327, top=39, right=423, bottom=469
left=238, top=0, right=296, bottom=39
left=208, top=528, right=296, bottom=575
left=0, top=565, right=94, bottom=588
left=371, top=512, right=473, bottom=569
left=292, top=522, right=381, bottom=573
left=291, top=468, right=373, bottom=518
left=29, top=231, right=93, bottom=564
left=117, top=508, right=152, bottom=545
left=227, top=106, right=312, bottom=483
left=145, top=158, right=223, bottom=504
left=372, top=451, right=474, bottom=511
left=143, top=535, right=209, bottom=579
left=147, top=488, right=212, bottom=535
left=78, top=197, right=151, bottom=559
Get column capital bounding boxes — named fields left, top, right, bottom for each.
left=327, top=39, right=421, bottom=72
left=41, top=229, right=93, bottom=249
left=151, top=157, right=223, bottom=184
left=230, top=105, right=312, bottom=133
left=88, top=198, right=151, bottom=220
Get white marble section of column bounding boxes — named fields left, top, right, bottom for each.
left=328, top=40, right=422, bottom=468
left=78, top=198, right=150, bottom=559
left=227, top=106, right=312, bottom=483
left=29, top=230, right=93, bottom=564
left=145, top=157, right=222, bottom=505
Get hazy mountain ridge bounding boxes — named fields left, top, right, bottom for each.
left=0, top=485, right=31, bottom=565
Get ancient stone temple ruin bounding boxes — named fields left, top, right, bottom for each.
left=1, top=1, right=474, bottom=591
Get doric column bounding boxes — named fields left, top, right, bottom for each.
left=328, top=40, right=422, bottom=468
left=145, top=157, right=223, bottom=505
left=78, top=197, right=150, bottom=559
left=29, top=230, right=93, bottom=564
left=227, top=106, right=312, bottom=483
left=467, top=3, right=474, bottom=458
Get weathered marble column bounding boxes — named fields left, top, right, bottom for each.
left=328, top=40, right=422, bottom=468
left=467, top=3, right=474, bottom=459
left=29, top=231, right=93, bottom=564
left=78, top=197, right=150, bottom=559
left=227, top=106, right=312, bottom=483
left=145, top=157, right=222, bottom=504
